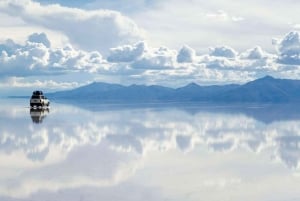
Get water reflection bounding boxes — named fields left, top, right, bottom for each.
left=0, top=100, right=300, bottom=201
left=30, top=108, right=50, bottom=124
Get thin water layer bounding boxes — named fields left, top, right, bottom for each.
left=0, top=99, right=300, bottom=201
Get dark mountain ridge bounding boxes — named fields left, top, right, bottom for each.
left=47, top=76, right=300, bottom=103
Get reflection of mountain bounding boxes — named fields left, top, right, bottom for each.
left=48, top=76, right=300, bottom=103
left=181, top=103, right=300, bottom=124
left=30, top=108, right=50, bottom=123
left=69, top=102, right=300, bottom=124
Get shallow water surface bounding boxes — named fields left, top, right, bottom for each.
left=0, top=99, right=300, bottom=201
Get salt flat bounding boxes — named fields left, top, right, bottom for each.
left=0, top=99, right=299, bottom=201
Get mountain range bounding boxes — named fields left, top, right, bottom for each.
left=47, top=76, right=300, bottom=103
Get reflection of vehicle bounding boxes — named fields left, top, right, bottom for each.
left=30, top=91, right=50, bottom=107
left=30, top=108, right=50, bottom=124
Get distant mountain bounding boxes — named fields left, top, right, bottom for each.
left=216, top=76, right=300, bottom=102
left=175, top=82, right=239, bottom=101
left=47, top=76, right=300, bottom=103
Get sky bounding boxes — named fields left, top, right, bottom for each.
left=1, top=0, right=300, bottom=95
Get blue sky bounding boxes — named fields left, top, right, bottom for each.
left=0, top=0, right=300, bottom=95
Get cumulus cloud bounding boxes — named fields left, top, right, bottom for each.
left=107, top=41, right=179, bottom=70
left=277, top=31, right=300, bottom=65
left=177, top=45, right=196, bottom=63
left=102, top=42, right=279, bottom=85
left=209, top=46, right=238, bottom=58
left=131, top=46, right=177, bottom=69
left=193, top=43, right=280, bottom=73
left=0, top=40, right=50, bottom=76
left=240, top=46, right=266, bottom=60
left=0, top=0, right=144, bottom=54
left=48, top=45, right=104, bottom=72
left=0, top=32, right=107, bottom=76
left=107, top=41, right=147, bottom=62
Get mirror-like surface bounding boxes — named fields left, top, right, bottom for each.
left=1, top=99, right=300, bottom=201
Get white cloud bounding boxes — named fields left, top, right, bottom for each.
left=277, top=31, right=300, bottom=65
left=177, top=45, right=196, bottom=63
left=85, top=0, right=156, bottom=13
left=132, top=0, right=296, bottom=53
left=209, top=46, right=238, bottom=58
left=1, top=0, right=299, bottom=57
left=0, top=40, right=50, bottom=76
left=48, top=45, right=105, bottom=73
left=205, top=10, right=244, bottom=22
left=0, top=32, right=107, bottom=77
left=203, top=49, right=278, bottom=73
left=0, top=0, right=144, bottom=54
left=131, top=46, right=177, bottom=69
left=107, top=41, right=147, bottom=62
left=206, top=10, right=229, bottom=20
left=240, top=46, right=266, bottom=60
left=107, top=41, right=179, bottom=70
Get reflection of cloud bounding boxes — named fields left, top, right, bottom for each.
left=176, top=135, right=192, bottom=152
left=1, top=181, right=164, bottom=201
left=275, top=135, right=300, bottom=169
left=1, top=104, right=300, bottom=168
left=1, top=103, right=300, bottom=197
left=107, top=134, right=143, bottom=153
left=0, top=141, right=142, bottom=198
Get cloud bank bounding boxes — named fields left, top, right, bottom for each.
left=1, top=30, right=300, bottom=92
